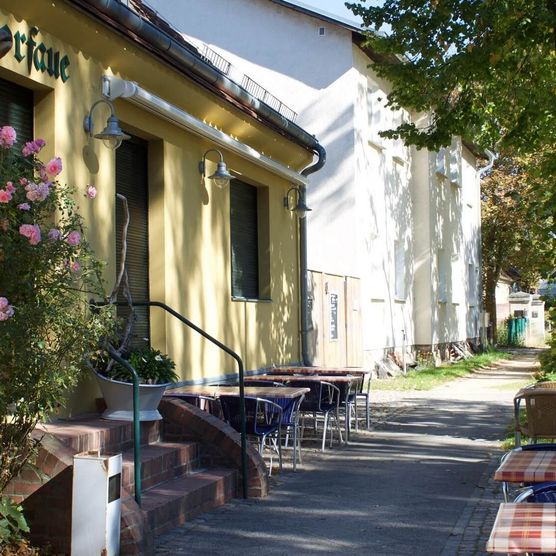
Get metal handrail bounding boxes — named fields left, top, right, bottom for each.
left=97, top=300, right=249, bottom=499
left=105, top=346, right=142, bottom=506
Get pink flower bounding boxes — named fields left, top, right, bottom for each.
left=48, top=228, right=61, bottom=241
left=25, top=182, right=50, bottom=202
left=21, top=139, right=46, bottom=157
left=0, top=297, right=15, bottom=321
left=44, top=157, right=62, bottom=177
left=19, top=223, right=42, bottom=245
left=70, top=261, right=81, bottom=273
left=86, top=185, right=97, bottom=199
left=17, top=203, right=30, bottom=211
left=0, top=126, right=16, bottom=148
left=5, top=182, right=15, bottom=193
left=66, top=231, right=81, bottom=246
left=19, top=177, right=29, bottom=186
left=0, top=190, right=12, bottom=203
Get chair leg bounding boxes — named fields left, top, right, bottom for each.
left=335, top=407, right=343, bottom=444
left=322, top=412, right=329, bottom=451
left=365, top=395, right=370, bottom=428
left=354, top=398, right=359, bottom=431
left=277, top=428, right=283, bottom=472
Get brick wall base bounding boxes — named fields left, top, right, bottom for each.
left=159, top=398, right=269, bottom=498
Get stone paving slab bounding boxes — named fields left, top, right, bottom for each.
left=155, top=349, right=541, bottom=555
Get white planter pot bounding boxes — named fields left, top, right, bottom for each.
left=94, top=371, right=169, bottom=421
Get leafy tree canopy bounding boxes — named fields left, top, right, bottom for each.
left=347, top=1, right=556, bottom=170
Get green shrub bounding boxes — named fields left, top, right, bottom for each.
left=104, top=347, right=178, bottom=385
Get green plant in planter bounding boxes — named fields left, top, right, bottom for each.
left=104, top=347, right=178, bottom=385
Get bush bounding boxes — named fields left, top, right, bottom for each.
left=0, top=126, right=113, bottom=533
left=538, top=307, right=556, bottom=378
left=103, top=347, right=178, bottom=385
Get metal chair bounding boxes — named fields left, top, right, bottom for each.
left=514, top=384, right=556, bottom=446
left=514, top=481, right=556, bottom=503
left=274, top=394, right=305, bottom=471
left=354, top=373, right=372, bottom=429
left=287, top=379, right=343, bottom=451
left=512, top=482, right=556, bottom=556
left=219, top=395, right=283, bottom=473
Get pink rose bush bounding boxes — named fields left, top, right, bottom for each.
left=44, top=157, right=62, bottom=178
left=0, top=126, right=17, bottom=149
left=86, top=185, right=97, bottom=199
left=0, top=125, right=113, bottom=497
left=19, top=223, right=42, bottom=245
left=66, top=230, right=81, bottom=246
left=0, top=296, right=14, bottom=321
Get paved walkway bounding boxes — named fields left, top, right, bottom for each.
left=156, top=349, right=541, bottom=555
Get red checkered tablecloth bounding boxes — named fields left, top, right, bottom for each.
left=486, top=503, right=556, bottom=553
left=495, top=451, right=556, bottom=483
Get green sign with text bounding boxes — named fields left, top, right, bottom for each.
left=0, top=24, right=70, bottom=82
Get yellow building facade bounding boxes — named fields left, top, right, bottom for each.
left=0, top=0, right=320, bottom=413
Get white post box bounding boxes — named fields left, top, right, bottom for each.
left=71, top=451, right=122, bottom=556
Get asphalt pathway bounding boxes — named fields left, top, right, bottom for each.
left=155, top=349, right=541, bottom=555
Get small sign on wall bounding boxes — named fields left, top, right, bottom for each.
left=329, top=293, right=338, bottom=341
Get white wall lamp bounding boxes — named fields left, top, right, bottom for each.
left=199, top=148, right=235, bottom=188
left=284, top=186, right=311, bottom=219
left=83, top=98, right=130, bottom=150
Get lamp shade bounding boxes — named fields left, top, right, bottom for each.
left=208, top=161, right=235, bottom=188
left=94, top=115, right=131, bottom=150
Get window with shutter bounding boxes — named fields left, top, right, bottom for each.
left=230, top=180, right=260, bottom=299
left=229, top=179, right=273, bottom=300
left=0, top=77, right=33, bottom=144
left=116, top=135, right=150, bottom=347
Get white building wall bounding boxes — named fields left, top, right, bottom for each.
left=149, top=0, right=481, bottom=364
left=413, top=142, right=479, bottom=350
left=352, top=47, right=415, bottom=364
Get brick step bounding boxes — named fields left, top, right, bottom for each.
left=121, top=441, right=201, bottom=493
left=41, top=416, right=162, bottom=454
left=140, top=468, right=238, bottom=536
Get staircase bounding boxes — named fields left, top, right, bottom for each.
left=11, top=405, right=244, bottom=555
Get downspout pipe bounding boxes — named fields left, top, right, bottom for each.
left=300, top=144, right=327, bottom=366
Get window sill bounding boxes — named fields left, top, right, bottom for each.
left=231, top=296, right=272, bottom=303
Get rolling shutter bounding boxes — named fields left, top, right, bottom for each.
left=0, top=77, right=33, bottom=145
left=116, top=135, right=150, bottom=347
left=230, top=180, right=259, bottom=299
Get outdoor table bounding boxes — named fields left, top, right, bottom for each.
left=249, top=374, right=361, bottom=440
left=166, top=385, right=310, bottom=400
left=494, top=449, right=556, bottom=501
left=486, top=503, right=556, bottom=553
left=271, top=366, right=368, bottom=377
left=250, top=374, right=359, bottom=384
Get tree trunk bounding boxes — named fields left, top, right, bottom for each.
left=484, top=266, right=501, bottom=344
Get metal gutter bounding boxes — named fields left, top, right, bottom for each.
left=102, top=75, right=309, bottom=186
